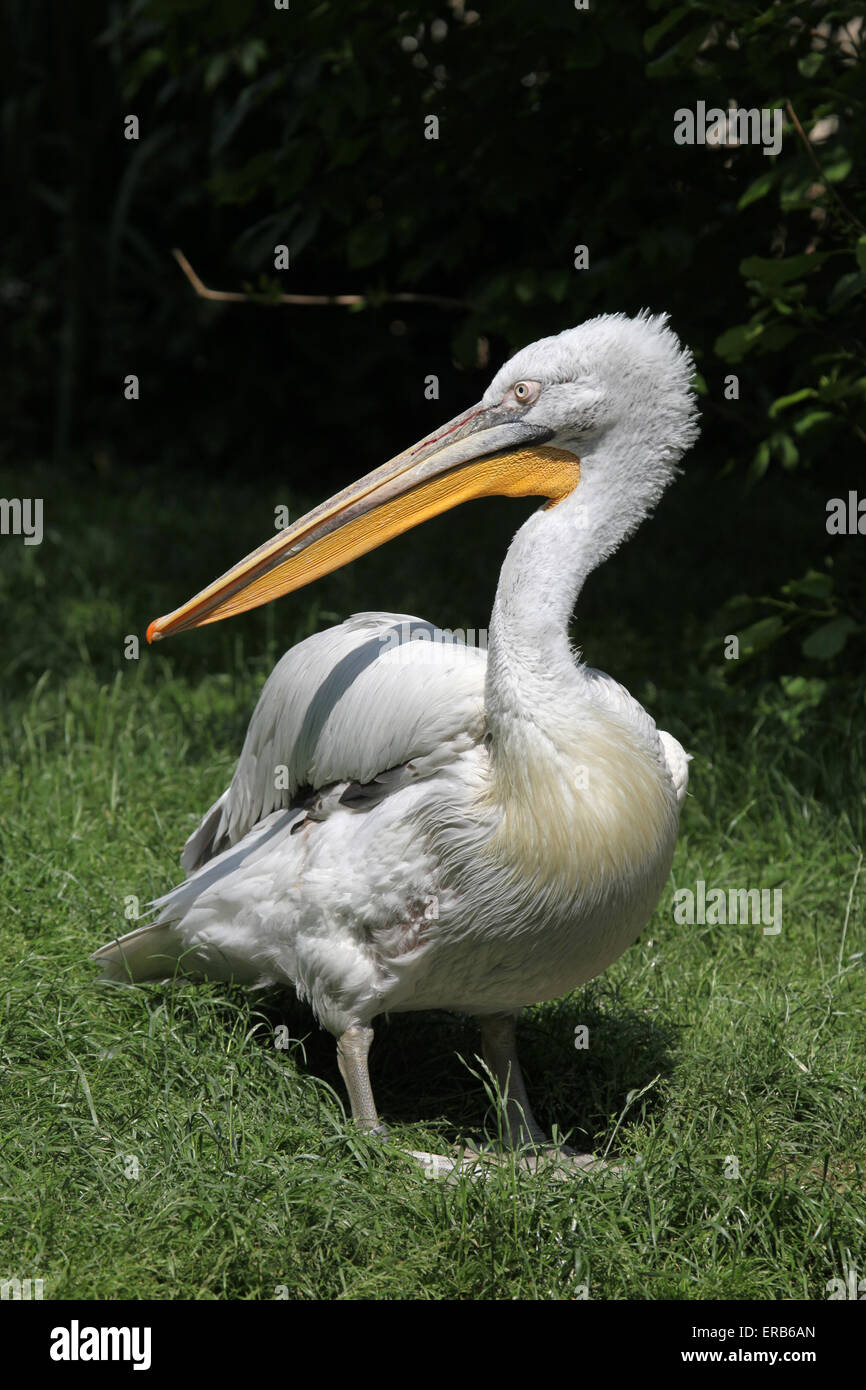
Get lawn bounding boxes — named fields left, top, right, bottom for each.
left=1, top=457, right=863, bottom=1300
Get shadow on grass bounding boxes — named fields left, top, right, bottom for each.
left=245, top=982, right=681, bottom=1153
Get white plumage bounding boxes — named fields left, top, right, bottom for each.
left=94, top=311, right=699, bottom=1154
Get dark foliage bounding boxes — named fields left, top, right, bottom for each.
left=1, top=0, right=863, bottom=686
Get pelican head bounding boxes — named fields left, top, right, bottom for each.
left=147, top=311, right=699, bottom=641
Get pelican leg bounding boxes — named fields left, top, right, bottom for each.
left=479, top=1012, right=549, bottom=1149
left=336, top=1025, right=388, bottom=1135
left=478, top=1012, right=610, bottom=1173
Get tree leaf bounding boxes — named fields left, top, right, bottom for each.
left=739, top=616, right=786, bottom=653
left=801, top=618, right=859, bottom=661
left=715, top=322, right=762, bottom=362
left=782, top=572, right=832, bottom=601
left=769, top=388, right=817, bottom=417
left=643, top=6, right=691, bottom=53
left=828, top=271, right=866, bottom=315
left=740, top=253, right=827, bottom=288
left=738, top=170, right=777, bottom=211
left=793, top=410, right=835, bottom=437
left=797, top=52, right=824, bottom=79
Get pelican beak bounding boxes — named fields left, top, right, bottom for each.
left=146, top=406, right=580, bottom=641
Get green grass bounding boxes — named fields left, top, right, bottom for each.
left=1, top=457, right=864, bottom=1299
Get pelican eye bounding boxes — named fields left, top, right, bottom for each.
left=508, top=379, right=542, bottom=407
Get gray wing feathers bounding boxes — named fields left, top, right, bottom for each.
left=181, top=789, right=230, bottom=873
left=181, top=612, right=486, bottom=873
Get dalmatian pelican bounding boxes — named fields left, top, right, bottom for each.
left=93, top=311, right=698, bottom=1162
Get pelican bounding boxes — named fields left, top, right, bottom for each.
left=93, top=312, right=698, bottom=1161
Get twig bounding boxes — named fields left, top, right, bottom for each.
left=171, top=247, right=470, bottom=311
left=784, top=101, right=866, bottom=235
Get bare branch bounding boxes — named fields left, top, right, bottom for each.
left=784, top=101, right=866, bottom=236
left=171, top=248, right=471, bottom=312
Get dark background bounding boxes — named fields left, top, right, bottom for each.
left=1, top=0, right=863, bottom=717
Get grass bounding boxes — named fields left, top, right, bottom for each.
left=0, top=456, right=864, bottom=1300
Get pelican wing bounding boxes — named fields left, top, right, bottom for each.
left=181, top=612, right=487, bottom=872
